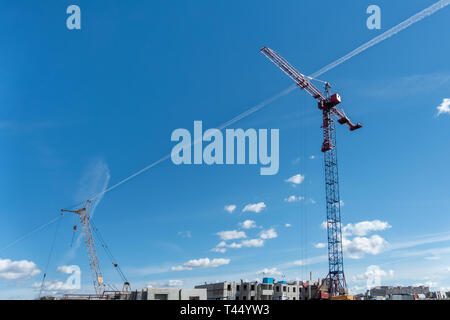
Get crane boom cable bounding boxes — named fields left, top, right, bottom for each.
left=38, top=215, right=63, bottom=298
left=0, top=215, right=62, bottom=253
left=90, top=219, right=129, bottom=284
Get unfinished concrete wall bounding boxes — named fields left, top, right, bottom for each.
left=180, top=288, right=207, bottom=300
left=145, top=288, right=180, bottom=300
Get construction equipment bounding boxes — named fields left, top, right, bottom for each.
left=260, top=47, right=361, bottom=297
left=61, top=200, right=131, bottom=296
left=330, top=294, right=354, bottom=300
left=61, top=200, right=105, bottom=295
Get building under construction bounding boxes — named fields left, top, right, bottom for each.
left=54, top=288, right=207, bottom=301
left=195, top=277, right=333, bottom=301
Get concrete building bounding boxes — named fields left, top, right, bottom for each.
left=428, top=291, right=449, bottom=300
left=195, top=278, right=317, bottom=300
left=272, top=281, right=301, bottom=300
left=368, top=285, right=430, bottom=299
left=194, top=281, right=236, bottom=300
left=106, top=287, right=206, bottom=300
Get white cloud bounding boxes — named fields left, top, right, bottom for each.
left=212, top=226, right=279, bottom=252
left=56, top=265, right=74, bottom=274
left=224, top=205, right=236, bottom=213
left=211, top=240, right=229, bottom=252
left=292, top=255, right=328, bottom=266
left=309, top=155, right=315, bottom=160
left=177, top=231, right=192, bottom=238
left=213, top=237, right=269, bottom=251
left=343, top=235, right=389, bottom=259
left=217, top=230, right=247, bottom=241
left=284, top=195, right=304, bottom=203
left=314, top=243, right=327, bottom=249
left=285, top=174, right=305, bottom=185
left=285, top=223, right=291, bottom=228
left=242, top=202, right=266, bottom=213
left=256, top=268, right=282, bottom=276
left=168, top=280, right=183, bottom=287
left=241, top=239, right=264, bottom=247
left=34, top=265, right=81, bottom=292
left=76, top=158, right=110, bottom=219
left=171, top=258, right=230, bottom=271
left=260, top=228, right=278, bottom=240
left=56, top=265, right=79, bottom=275
left=320, top=220, right=391, bottom=259
left=436, top=98, right=450, bottom=116
left=146, top=279, right=186, bottom=288
left=66, top=158, right=110, bottom=261
left=239, top=220, right=256, bottom=229
left=343, top=220, right=391, bottom=237
left=32, top=280, right=78, bottom=292
left=228, top=242, right=243, bottom=249
left=348, top=285, right=367, bottom=294
left=352, top=266, right=394, bottom=282
left=0, top=258, right=41, bottom=280
left=216, top=241, right=226, bottom=248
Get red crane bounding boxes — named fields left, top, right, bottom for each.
left=261, top=47, right=361, bottom=296
left=260, top=47, right=361, bottom=152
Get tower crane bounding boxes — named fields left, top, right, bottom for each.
left=61, top=200, right=131, bottom=297
left=61, top=200, right=105, bottom=295
left=260, top=47, right=362, bottom=296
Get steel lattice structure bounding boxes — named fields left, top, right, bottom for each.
left=260, top=47, right=361, bottom=296
left=322, top=87, right=346, bottom=295
left=61, top=200, right=105, bottom=295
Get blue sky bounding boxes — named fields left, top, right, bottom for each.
left=1, top=0, right=449, bottom=298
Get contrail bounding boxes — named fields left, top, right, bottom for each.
left=90, top=85, right=299, bottom=200
left=89, top=0, right=449, bottom=200
left=2, top=1, right=448, bottom=251
left=311, top=0, right=450, bottom=78
left=91, top=155, right=172, bottom=201
left=0, top=216, right=62, bottom=253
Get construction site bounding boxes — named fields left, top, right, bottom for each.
left=1, top=1, right=450, bottom=305
left=40, top=46, right=361, bottom=300
left=36, top=44, right=448, bottom=301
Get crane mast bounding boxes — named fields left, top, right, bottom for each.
left=61, top=200, right=105, bottom=295
left=260, top=47, right=361, bottom=296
